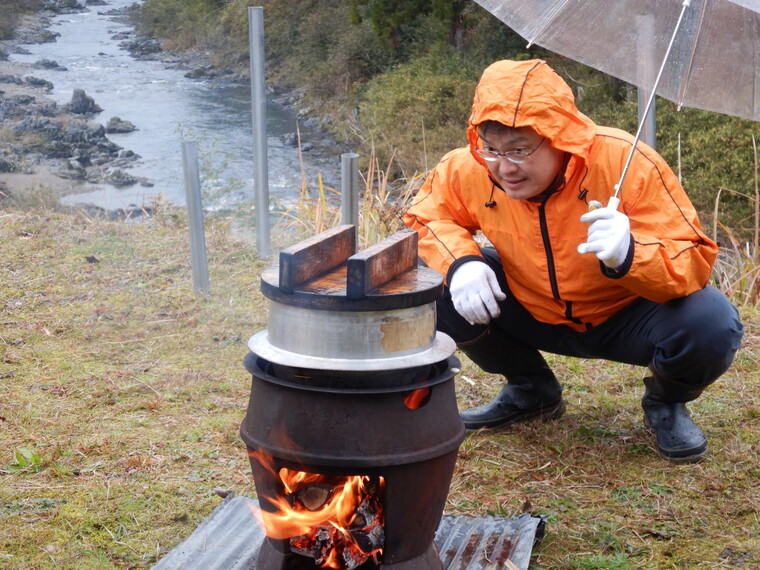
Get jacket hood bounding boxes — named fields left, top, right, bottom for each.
left=467, top=59, right=597, bottom=164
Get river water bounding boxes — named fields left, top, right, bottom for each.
left=10, top=0, right=344, bottom=211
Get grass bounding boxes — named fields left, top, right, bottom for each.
left=1, top=193, right=759, bottom=569
left=264, top=147, right=423, bottom=249
left=0, top=205, right=269, bottom=568
left=452, top=351, right=760, bottom=568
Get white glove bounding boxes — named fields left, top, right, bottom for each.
left=577, top=206, right=631, bottom=269
left=449, top=261, right=507, bottom=325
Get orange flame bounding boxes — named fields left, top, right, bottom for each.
left=250, top=450, right=385, bottom=569
left=403, top=387, right=431, bottom=409
left=264, top=470, right=376, bottom=538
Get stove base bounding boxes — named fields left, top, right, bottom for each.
left=381, top=543, right=442, bottom=569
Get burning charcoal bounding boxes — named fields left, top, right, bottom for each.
left=350, top=498, right=377, bottom=529
left=350, top=518, right=385, bottom=554
left=290, top=514, right=383, bottom=569
left=347, top=497, right=385, bottom=556
left=290, top=526, right=339, bottom=564
left=351, top=525, right=385, bottom=554
left=282, top=474, right=386, bottom=567
left=341, top=546, right=369, bottom=569
left=351, top=521, right=385, bottom=554
left=313, top=527, right=336, bottom=565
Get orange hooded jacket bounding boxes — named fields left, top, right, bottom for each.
left=403, top=59, right=717, bottom=332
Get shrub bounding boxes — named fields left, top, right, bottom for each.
left=138, top=0, right=226, bottom=50
left=358, top=44, right=480, bottom=177
left=0, top=0, right=46, bottom=39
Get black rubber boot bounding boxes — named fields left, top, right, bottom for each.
left=458, top=327, right=565, bottom=431
left=642, top=373, right=708, bottom=463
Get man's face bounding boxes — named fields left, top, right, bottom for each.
left=479, top=126, right=566, bottom=200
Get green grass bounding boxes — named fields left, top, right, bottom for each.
left=1, top=201, right=758, bottom=569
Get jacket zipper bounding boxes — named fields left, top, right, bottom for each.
left=538, top=203, right=584, bottom=325
left=538, top=203, right=560, bottom=300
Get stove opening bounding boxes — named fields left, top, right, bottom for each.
left=253, top=451, right=386, bottom=569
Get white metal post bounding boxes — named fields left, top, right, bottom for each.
left=340, top=153, right=360, bottom=227
left=637, top=14, right=656, bottom=150
left=181, top=140, right=210, bottom=295
left=248, top=7, right=272, bottom=257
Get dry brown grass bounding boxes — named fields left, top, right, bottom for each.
left=452, top=346, right=760, bottom=569
left=0, top=202, right=758, bottom=569
left=0, top=206, right=268, bottom=569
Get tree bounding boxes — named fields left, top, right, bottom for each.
left=350, top=0, right=467, bottom=52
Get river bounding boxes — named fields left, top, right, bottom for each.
left=10, top=0, right=344, bottom=211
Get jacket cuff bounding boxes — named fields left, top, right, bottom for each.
left=446, top=255, right=487, bottom=286
left=601, top=234, right=634, bottom=279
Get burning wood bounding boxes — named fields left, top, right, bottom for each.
left=289, top=496, right=385, bottom=569
left=347, top=497, right=385, bottom=554
left=294, top=483, right=334, bottom=511
left=251, top=456, right=386, bottom=569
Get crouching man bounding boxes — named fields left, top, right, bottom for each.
left=403, top=59, right=744, bottom=463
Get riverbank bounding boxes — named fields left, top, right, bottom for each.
left=1, top=4, right=345, bottom=215
left=0, top=8, right=144, bottom=210
left=0, top=13, right=67, bottom=203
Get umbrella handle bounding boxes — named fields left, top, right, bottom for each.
left=588, top=196, right=620, bottom=212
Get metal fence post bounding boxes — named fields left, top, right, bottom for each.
left=341, top=152, right=360, bottom=227
left=637, top=15, right=656, bottom=150
left=248, top=6, right=272, bottom=257
left=181, top=140, right=210, bottom=295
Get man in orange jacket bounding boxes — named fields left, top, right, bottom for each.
left=403, top=59, right=743, bottom=463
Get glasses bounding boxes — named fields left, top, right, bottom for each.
left=475, top=137, right=545, bottom=164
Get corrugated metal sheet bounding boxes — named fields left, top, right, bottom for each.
left=435, top=513, right=544, bottom=569
left=153, top=495, right=263, bottom=570
left=152, top=494, right=544, bottom=570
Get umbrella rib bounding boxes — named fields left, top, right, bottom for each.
left=676, top=0, right=709, bottom=109
left=526, top=0, right=573, bottom=47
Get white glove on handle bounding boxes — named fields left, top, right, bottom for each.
left=577, top=205, right=631, bottom=269
left=449, top=261, right=507, bottom=325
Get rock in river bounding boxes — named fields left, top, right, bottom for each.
left=68, top=88, right=102, bottom=114
left=105, top=116, right=137, bottom=133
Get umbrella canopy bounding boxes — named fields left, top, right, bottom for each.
left=473, top=0, right=760, bottom=122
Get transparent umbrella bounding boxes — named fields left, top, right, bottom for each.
left=474, top=0, right=760, bottom=205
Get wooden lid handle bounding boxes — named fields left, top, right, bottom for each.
left=346, top=229, right=418, bottom=299
left=278, top=225, right=356, bottom=294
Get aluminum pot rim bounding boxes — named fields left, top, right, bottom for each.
left=247, top=329, right=456, bottom=371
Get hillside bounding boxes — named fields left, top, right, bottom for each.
left=129, top=0, right=760, bottom=242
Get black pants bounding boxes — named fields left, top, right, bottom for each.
left=436, top=248, right=744, bottom=387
